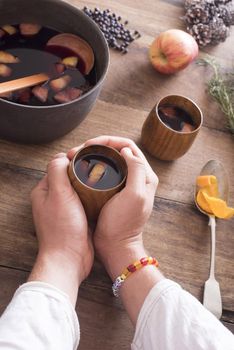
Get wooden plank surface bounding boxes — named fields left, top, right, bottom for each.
left=64, top=0, right=234, bottom=132
left=0, top=0, right=233, bottom=346
left=0, top=100, right=233, bottom=204
left=0, top=162, right=233, bottom=312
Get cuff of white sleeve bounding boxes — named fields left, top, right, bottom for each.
left=133, top=279, right=181, bottom=345
left=15, top=281, right=80, bottom=350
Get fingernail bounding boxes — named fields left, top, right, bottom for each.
left=53, top=152, right=67, bottom=159
left=121, top=147, right=132, bottom=155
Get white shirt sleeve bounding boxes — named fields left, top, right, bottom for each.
left=0, top=281, right=80, bottom=350
left=131, top=279, right=234, bottom=350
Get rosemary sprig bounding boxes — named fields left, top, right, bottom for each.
left=197, top=56, right=234, bottom=134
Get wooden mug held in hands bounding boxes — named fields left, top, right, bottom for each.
left=68, top=144, right=127, bottom=222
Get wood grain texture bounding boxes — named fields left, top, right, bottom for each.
left=141, top=95, right=202, bottom=160
left=68, top=145, right=127, bottom=222
left=0, top=163, right=233, bottom=314
left=0, top=73, right=49, bottom=95
left=63, top=0, right=234, bottom=132
left=0, top=100, right=233, bottom=205
left=0, top=0, right=233, bottom=345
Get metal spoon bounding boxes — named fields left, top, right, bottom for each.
left=195, top=160, right=229, bottom=319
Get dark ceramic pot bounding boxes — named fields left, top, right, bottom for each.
left=0, top=0, right=109, bottom=143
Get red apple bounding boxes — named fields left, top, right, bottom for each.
left=149, top=29, right=199, bottom=74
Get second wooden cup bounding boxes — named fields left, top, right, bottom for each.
left=141, top=95, right=203, bottom=161
left=68, top=144, right=127, bottom=222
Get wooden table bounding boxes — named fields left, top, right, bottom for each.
left=0, top=0, right=233, bottom=348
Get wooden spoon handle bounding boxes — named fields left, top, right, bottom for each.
left=0, top=73, right=49, bottom=95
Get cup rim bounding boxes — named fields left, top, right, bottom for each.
left=0, top=0, right=110, bottom=109
left=155, top=94, right=203, bottom=134
left=71, top=144, right=128, bottom=192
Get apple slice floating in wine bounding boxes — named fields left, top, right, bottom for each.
left=46, top=33, right=94, bottom=75
left=87, top=163, right=107, bottom=186
left=49, top=75, right=71, bottom=92
left=0, top=51, right=19, bottom=64
left=0, top=64, right=12, bottom=77
left=62, top=56, right=78, bottom=68
left=54, top=87, right=82, bottom=104
left=32, top=85, right=49, bottom=103
left=1, top=25, right=17, bottom=35
left=19, top=23, right=42, bottom=36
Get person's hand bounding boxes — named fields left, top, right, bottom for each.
left=29, top=153, right=94, bottom=304
left=67, top=136, right=158, bottom=276
left=68, top=137, right=163, bottom=322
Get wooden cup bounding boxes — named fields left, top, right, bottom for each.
left=68, top=144, right=127, bottom=222
left=141, top=95, right=203, bottom=161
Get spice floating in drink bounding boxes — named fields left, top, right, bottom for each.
left=74, top=154, right=124, bottom=190
left=158, top=104, right=195, bottom=132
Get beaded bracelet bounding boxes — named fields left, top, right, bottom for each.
left=112, top=256, right=159, bottom=297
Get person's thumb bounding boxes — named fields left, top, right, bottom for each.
left=120, top=147, right=146, bottom=193
left=30, top=174, right=48, bottom=207
left=47, top=153, right=71, bottom=194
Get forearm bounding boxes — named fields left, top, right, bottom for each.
left=0, top=281, right=80, bottom=350
left=132, top=279, right=234, bottom=350
left=100, top=242, right=164, bottom=324
left=0, top=250, right=81, bottom=350
left=28, top=250, right=81, bottom=306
